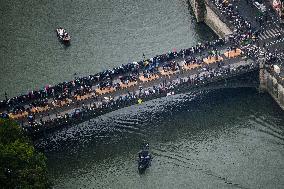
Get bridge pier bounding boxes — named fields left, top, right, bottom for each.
left=260, top=66, right=284, bottom=110
left=258, top=57, right=267, bottom=93
left=188, top=0, right=206, bottom=22
left=188, top=0, right=233, bottom=38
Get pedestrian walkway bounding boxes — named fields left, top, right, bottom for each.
left=259, top=28, right=282, bottom=40
left=264, top=37, right=284, bottom=47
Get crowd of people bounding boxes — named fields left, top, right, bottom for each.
left=23, top=61, right=258, bottom=137
left=212, top=0, right=252, bottom=32
left=1, top=35, right=259, bottom=133
left=0, top=37, right=226, bottom=115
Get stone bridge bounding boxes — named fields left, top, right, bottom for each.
left=27, top=67, right=259, bottom=139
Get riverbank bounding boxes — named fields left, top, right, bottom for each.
left=0, top=119, right=50, bottom=188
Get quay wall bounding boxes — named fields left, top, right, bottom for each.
left=203, top=1, right=233, bottom=38
left=188, top=0, right=205, bottom=22
left=260, top=68, right=284, bottom=110
left=189, top=0, right=233, bottom=38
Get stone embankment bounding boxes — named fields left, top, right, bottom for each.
left=188, top=0, right=233, bottom=37
left=260, top=64, right=284, bottom=110
left=189, top=0, right=284, bottom=111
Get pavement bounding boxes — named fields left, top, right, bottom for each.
left=233, top=0, right=284, bottom=70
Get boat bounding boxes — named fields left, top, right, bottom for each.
left=56, top=27, right=71, bottom=44
left=137, top=144, right=152, bottom=173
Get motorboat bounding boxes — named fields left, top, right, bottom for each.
left=137, top=144, right=152, bottom=173
left=56, top=27, right=71, bottom=44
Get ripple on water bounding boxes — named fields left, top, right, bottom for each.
left=35, top=91, right=203, bottom=151
left=42, top=88, right=284, bottom=189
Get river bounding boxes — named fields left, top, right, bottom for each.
left=0, top=0, right=214, bottom=99
left=1, top=0, right=284, bottom=188
left=39, top=88, right=284, bottom=189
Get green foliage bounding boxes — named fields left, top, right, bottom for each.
left=0, top=119, right=24, bottom=145
left=0, top=119, right=49, bottom=188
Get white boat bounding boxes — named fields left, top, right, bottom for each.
left=56, top=27, right=71, bottom=44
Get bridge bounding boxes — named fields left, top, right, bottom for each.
left=23, top=69, right=259, bottom=139
left=1, top=0, right=283, bottom=138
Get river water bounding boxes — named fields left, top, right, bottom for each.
left=1, top=0, right=284, bottom=188
left=39, top=88, right=284, bottom=189
left=0, top=0, right=213, bottom=99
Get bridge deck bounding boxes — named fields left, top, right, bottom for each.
left=14, top=54, right=258, bottom=138
left=6, top=48, right=247, bottom=121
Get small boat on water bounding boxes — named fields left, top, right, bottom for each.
left=137, top=144, right=152, bottom=173
left=56, top=27, right=71, bottom=44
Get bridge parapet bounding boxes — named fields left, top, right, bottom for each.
left=261, top=66, right=284, bottom=110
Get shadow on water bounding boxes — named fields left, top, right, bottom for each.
left=40, top=87, right=284, bottom=188
left=36, top=87, right=284, bottom=152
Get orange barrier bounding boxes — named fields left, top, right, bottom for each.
left=95, top=87, right=116, bottom=95
left=203, top=56, right=223, bottom=64
left=183, top=63, right=201, bottom=71
left=224, top=48, right=242, bottom=58
left=119, top=81, right=137, bottom=89
left=75, top=93, right=95, bottom=101
left=8, top=105, right=50, bottom=120
left=139, top=74, right=159, bottom=82
left=9, top=111, right=28, bottom=119
left=158, top=67, right=179, bottom=76
left=31, top=106, right=50, bottom=113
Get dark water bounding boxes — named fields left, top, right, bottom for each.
left=40, top=88, right=284, bottom=189
left=2, top=0, right=284, bottom=188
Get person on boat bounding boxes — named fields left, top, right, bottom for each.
left=138, top=144, right=150, bottom=160
left=58, top=27, right=64, bottom=37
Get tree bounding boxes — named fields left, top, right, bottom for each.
left=0, top=119, right=50, bottom=188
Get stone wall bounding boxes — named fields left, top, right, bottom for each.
left=189, top=0, right=205, bottom=22
left=260, top=69, right=284, bottom=110
left=189, top=0, right=233, bottom=38
left=204, top=3, right=233, bottom=38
